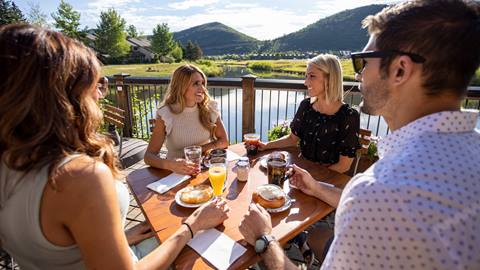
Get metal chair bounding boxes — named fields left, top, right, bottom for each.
left=353, top=128, right=372, bottom=175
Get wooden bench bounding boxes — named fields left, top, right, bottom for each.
left=103, top=104, right=148, bottom=169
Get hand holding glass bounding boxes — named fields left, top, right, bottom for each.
left=184, top=146, right=202, bottom=174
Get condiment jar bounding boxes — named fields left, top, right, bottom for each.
left=236, top=159, right=250, bottom=182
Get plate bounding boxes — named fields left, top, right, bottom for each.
left=259, top=151, right=291, bottom=169
left=266, top=194, right=293, bottom=213
left=175, top=186, right=214, bottom=208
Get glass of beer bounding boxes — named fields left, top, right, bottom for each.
left=208, top=163, right=227, bottom=197
left=267, top=158, right=287, bottom=187
left=184, top=146, right=202, bottom=173
left=244, top=133, right=260, bottom=156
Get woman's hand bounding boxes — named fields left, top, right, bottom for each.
left=185, top=198, right=230, bottom=234
left=125, top=222, right=155, bottom=246
left=169, top=159, right=200, bottom=175
left=257, top=141, right=268, bottom=151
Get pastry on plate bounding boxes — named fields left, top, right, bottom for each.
left=252, top=184, right=286, bottom=209
left=180, top=184, right=213, bottom=204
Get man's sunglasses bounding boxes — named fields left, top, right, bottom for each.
left=350, top=50, right=426, bottom=74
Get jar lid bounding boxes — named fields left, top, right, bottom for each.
left=237, top=160, right=249, bottom=167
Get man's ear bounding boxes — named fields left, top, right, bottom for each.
left=391, top=55, right=414, bottom=85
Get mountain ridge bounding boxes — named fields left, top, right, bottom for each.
left=171, top=4, right=388, bottom=55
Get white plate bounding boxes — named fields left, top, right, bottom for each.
left=175, top=186, right=214, bottom=208
left=266, top=194, right=293, bottom=213
left=259, top=151, right=291, bottom=169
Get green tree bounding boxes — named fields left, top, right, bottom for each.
left=94, top=8, right=130, bottom=62
left=26, top=1, right=48, bottom=27
left=151, top=23, right=174, bottom=57
left=184, top=40, right=203, bottom=61
left=193, top=42, right=203, bottom=60
left=126, top=24, right=138, bottom=38
left=0, top=0, right=25, bottom=25
left=170, top=42, right=183, bottom=62
left=51, top=0, right=84, bottom=40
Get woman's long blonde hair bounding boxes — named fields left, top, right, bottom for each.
left=307, top=54, right=344, bottom=104
left=0, top=24, right=119, bottom=181
left=162, top=64, right=216, bottom=137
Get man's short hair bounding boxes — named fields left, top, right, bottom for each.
left=363, top=0, right=480, bottom=96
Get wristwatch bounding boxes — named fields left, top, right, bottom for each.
left=254, top=234, right=275, bottom=254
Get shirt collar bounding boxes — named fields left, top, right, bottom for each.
left=378, top=110, right=479, bottom=158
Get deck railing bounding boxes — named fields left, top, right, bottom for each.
left=105, top=74, right=480, bottom=143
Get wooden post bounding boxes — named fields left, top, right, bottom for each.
left=241, top=74, right=257, bottom=137
left=114, top=73, right=133, bottom=137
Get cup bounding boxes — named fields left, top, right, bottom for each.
left=267, top=158, right=288, bottom=187
left=204, top=148, right=227, bottom=167
left=184, top=146, right=202, bottom=172
left=209, top=163, right=227, bottom=197
left=244, top=133, right=260, bottom=156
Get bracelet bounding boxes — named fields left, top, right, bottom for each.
left=182, top=222, right=194, bottom=239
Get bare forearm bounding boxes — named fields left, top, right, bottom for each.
left=264, top=134, right=297, bottom=150
left=313, top=181, right=342, bottom=208
left=261, top=241, right=299, bottom=270
left=136, top=226, right=191, bottom=270
left=144, top=152, right=173, bottom=171
left=202, top=138, right=228, bottom=153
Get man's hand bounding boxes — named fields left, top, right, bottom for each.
left=289, top=164, right=319, bottom=197
left=239, top=203, right=272, bottom=245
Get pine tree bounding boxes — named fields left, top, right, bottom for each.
left=26, top=1, right=49, bottom=28
left=94, top=8, right=130, bottom=63
left=126, top=24, right=138, bottom=38
left=184, top=40, right=203, bottom=61
left=51, top=0, right=84, bottom=40
left=0, top=0, right=25, bottom=25
left=150, top=23, right=174, bottom=57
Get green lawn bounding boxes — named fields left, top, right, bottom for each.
left=101, top=59, right=479, bottom=85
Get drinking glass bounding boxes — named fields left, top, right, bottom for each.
left=267, top=158, right=287, bottom=187
left=208, top=163, right=227, bottom=197
left=184, top=145, right=202, bottom=172
left=244, top=133, right=260, bottom=156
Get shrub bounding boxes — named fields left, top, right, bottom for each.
left=267, top=122, right=291, bottom=141
left=248, top=61, right=273, bottom=72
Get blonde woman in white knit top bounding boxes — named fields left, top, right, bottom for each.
left=145, top=64, right=229, bottom=175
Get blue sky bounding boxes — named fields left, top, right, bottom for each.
left=15, top=0, right=399, bottom=40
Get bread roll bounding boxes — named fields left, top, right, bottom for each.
left=180, top=185, right=213, bottom=204
left=252, top=184, right=286, bottom=209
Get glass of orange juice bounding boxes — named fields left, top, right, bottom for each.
left=208, top=163, right=226, bottom=197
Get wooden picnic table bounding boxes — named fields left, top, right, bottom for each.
left=126, top=144, right=351, bottom=269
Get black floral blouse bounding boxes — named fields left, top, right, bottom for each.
left=290, top=98, right=361, bottom=164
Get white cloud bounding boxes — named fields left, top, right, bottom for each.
left=168, top=0, right=219, bottom=10
left=87, top=0, right=141, bottom=10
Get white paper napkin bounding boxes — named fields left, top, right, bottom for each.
left=146, top=173, right=190, bottom=194
left=187, top=228, right=247, bottom=270
left=226, top=149, right=241, bottom=162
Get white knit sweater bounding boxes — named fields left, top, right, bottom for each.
left=156, top=100, right=220, bottom=160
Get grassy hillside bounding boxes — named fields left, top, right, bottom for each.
left=173, top=22, right=260, bottom=55
left=271, top=5, right=387, bottom=52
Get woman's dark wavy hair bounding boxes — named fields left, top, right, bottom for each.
left=0, top=24, right=119, bottom=182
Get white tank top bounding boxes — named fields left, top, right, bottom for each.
left=0, top=155, right=130, bottom=270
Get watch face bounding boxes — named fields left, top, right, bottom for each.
left=255, top=238, right=267, bottom=253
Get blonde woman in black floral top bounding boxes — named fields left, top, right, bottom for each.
left=259, top=54, right=360, bottom=173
